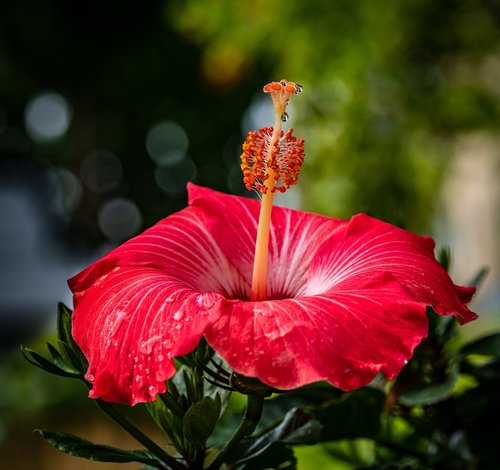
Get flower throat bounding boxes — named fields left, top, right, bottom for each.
left=240, top=80, right=304, bottom=302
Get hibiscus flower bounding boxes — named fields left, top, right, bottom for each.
left=69, top=81, right=477, bottom=405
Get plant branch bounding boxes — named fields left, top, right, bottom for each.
left=208, top=394, right=265, bottom=470
left=95, top=399, right=185, bottom=470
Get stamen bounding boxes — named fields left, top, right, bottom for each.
left=240, top=127, right=304, bottom=194
left=240, top=80, right=304, bottom=301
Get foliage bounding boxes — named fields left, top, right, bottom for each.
left=168, top=0, right=500, bottom=229
left=23, top=285, right=500, bottom=469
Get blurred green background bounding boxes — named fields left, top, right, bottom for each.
left=1, top=0, right=499, bottom=468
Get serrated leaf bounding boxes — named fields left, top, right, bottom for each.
left=182, top=394, right=221, bottom=448
left=35, top=429, right=159, bottom=465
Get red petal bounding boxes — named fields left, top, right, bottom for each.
left=69, top=203, right=249, bottom=300
left=70, top=185, right=477, bottom=402
left=69, top=197, right=240, bottom=404
left=73, top=266, right=223, bottom=405
left=306, top=214, right=477, bottom=324
left=188, top=183, right=346, bottom=299
left=206, top=273, right=428, bottom=390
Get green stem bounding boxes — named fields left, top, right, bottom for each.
left=208, top=395, right=265, bottom=470
left=95, top=399, right=185, bottom=470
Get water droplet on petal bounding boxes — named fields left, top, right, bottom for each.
left=281, top=112, right=289, bottom=122
left=253, top=307, right=270, bottom=317
left=173, top=310, right=183, bottom=321
left=162, top=339, right=172, bottom=349
left=196, top=294, right=214, bottom=311
left=267, top=376, right=278, bottom=384
left=244, top=361, right=250, bottom=367
left=403, top=359, right=409, bottom=365
left=175, top=323, right=181, bottom=330
left=87, top=373, right=95, bottom=382
left=135, top=374, right=143, bottom=387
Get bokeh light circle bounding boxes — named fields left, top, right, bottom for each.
left=98, top=197, right=142, bottom=242
left=24, top=91, right=72, bottom=142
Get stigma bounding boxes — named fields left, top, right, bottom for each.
left=240, top=80, right=305, bottom=195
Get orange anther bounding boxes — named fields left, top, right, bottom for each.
left=270, top=82, right=282, bottom=91
left=240, top=127, right=304, bottom=194
left=285, top=84, right=296, bottom=93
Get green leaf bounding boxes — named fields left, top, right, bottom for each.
left=468, top=266, right=489, bottom=289
left=55, top=302, right=88, bottom=372
left=34, top=429, right=160, bottom=465
left=232, top=408, right=321, bottom=469
left=398, top=364, right=459, bottom=406
left=459, top=332, right=500, bottom=359
left=46, top=342, right=73, bottom=370
left=145, top=397, right=185, bottom=454
left=315, top=388, right=385, bottom=441
left=260, top=383, right=342, bottom=429
left=57, top=339, right=88, bottom=373
left=238, top=442, right=297, bottom=470
left=21, top=346, right=81, bottom=378
left=270, top=408, right=323, bottom=445
left=57, top=302, right=74, bottom=346
left=437, top=246, right=451, bottom=272
left=182, top=394, right=221, bottom=448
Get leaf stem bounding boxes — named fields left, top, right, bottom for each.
left=95, top=398, right=185, bottom=470
left=208, top=394, right=265, bottom=470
